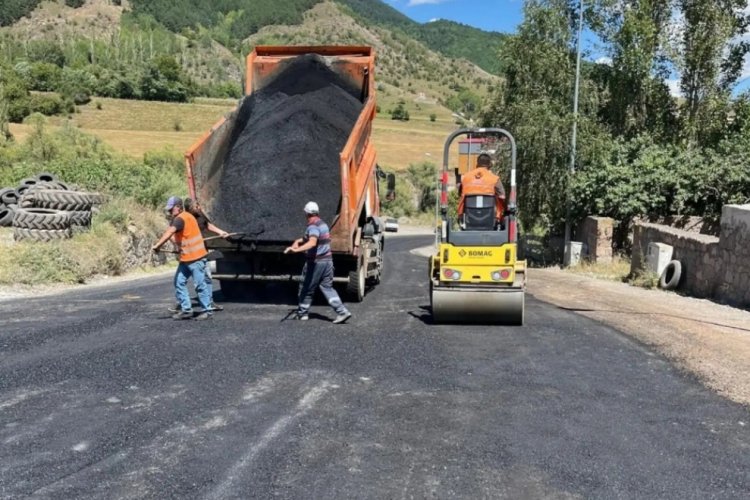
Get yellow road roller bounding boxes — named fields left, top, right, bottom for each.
left=430, top=128, right=526, bottom=324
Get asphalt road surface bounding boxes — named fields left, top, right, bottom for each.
left=1, top=236, right=748, bottom=499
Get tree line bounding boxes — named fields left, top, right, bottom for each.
left=483, top=0, right=750, bottom=240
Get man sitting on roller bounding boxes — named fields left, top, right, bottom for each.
left=457, top=153, right=506, bottom=229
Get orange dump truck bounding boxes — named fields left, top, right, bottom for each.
left=184, top=46, right=394, bottom=301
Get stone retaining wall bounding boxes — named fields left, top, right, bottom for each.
left=716, top=205, right=750, bottom=307
left=631, top=223, right=720, bottom=298
left=631, top=204, right=750, bottom=307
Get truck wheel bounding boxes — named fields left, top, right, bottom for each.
left=372, top=239, right=384, bottom=285
left=347, top=259, right=366, bottom=302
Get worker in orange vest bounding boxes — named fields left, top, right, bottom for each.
left=152, top=196, right=213, bottom=321
left=457, top=153, right=506, bottom=225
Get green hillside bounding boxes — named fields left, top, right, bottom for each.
left=132, top=0, right=508, bottom=75
left=0, top=0, right=43, bottom=26
left=129, top=0, right=320, bottom=46
left=415, top=20, right=507, bottom=76
left=336, top=0, right=507, bottom=74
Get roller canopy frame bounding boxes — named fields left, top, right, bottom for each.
left=438, top=128, right=518, bottom=244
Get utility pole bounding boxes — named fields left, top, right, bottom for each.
left=564, top=0, right=584, bottom=266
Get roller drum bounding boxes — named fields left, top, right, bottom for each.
left=431, top=285, right=524, bottom=325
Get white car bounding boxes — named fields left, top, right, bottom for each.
left=384, top=218, right=399, bottom=233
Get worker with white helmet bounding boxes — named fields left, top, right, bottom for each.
left=284, top=201, right=352, bottom=323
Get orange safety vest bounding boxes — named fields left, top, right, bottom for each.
left=174, top=212, right=208, bottom=263
left=458, top=167, right=504, bottom=219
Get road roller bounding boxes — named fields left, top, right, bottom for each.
left=429, top=127, right=526, bottom=325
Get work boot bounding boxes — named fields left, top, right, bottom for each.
left=168, top=303, right=181, bottom=313
left=194, top=312, right=213, bottom=321
left=172, top=310, right=193, bottom=320
left=332, top=311, right=352, bottom=324
left=295, top=313, right=309, bottom=321
left=209, top=303, right=224, bottom=312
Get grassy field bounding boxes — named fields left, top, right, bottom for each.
left=9, top=96, right=456, bottom=170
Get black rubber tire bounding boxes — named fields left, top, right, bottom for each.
left=0, top=188, right=13, bottom=201
left=13, top=227, right=72, bottom=242
left=18, top=177, right=38, bottom=188
left=15, top=185, right=30, bottom=197
left=346, top=257, right=366, bottom=302
left=36, top=172, right=58, bottom=183
left=1, top=189, right=18, bottom=205
left=66, top=210, right=92, bottom=227
left=32, top=189, right=97, bottom=211
left=12, top=208, right=71, bottom=230
left=659, top=260, right=682, bottom=290
left=0, top=207, right=14, bottom=227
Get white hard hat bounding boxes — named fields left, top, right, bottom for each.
left=304, top=201, right=319, bottom=214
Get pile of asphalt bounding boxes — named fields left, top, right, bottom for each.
left=212, top=54, right=363, bottom=242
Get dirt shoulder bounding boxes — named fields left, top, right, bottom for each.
left=529, top=268, right=750, bottom=407
left=0, top=266, right=172, bottom=302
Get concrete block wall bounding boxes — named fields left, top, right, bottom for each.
left=578, top=216, right=614, bottom=263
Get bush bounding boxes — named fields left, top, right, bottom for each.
left=27, top=62, right=62, bottom=91
left=0, top=121, right=186, bottom=208
left=28, top=94, right=64, bottom=116
left=429, top=113, right=437, bottom=122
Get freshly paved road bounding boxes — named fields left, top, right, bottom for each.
left=1, top=236, right=748, bottom=499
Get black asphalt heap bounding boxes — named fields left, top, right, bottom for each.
left=212, top=54, right=363, bottom=242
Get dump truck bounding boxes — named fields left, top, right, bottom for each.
left=184, top=46, right=394, bottom=301
left=430, top=128, right=526, bottom=324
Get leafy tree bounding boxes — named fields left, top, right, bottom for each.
left=140, top=55, right=190, bottom=102
left=677, top=0, right=750, bottom=146
left=483, top=0, right=581, bottom=229
left=445, top=88, right=482, bottom=119
left=390, top=102, right=410, bottom=121
left=589, top=0, right=675, bottom=139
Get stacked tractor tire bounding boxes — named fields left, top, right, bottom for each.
left=0, top=173, right=103, bottom=242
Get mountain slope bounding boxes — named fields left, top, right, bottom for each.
left=245, top=2, right=497, bottom=104
left=335, top=0, right=507, bottom=75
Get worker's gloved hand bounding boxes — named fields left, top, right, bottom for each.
left=151, top=244, right=159, bottom=252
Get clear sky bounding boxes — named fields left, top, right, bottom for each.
left=385, top=0, right=523, bottom=34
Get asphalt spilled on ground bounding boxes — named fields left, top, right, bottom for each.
left=0, top=235, right=749, bottom=499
